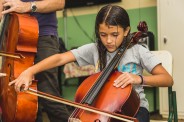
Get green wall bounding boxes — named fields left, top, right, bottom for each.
left=58, top=6, right=157, bottom=50
left=58, top=13, right=96, bottom=49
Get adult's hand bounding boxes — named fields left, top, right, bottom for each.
left=1, top=0, right=30, bottom=15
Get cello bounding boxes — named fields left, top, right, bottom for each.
left=0, top=11, right=38, bottom=122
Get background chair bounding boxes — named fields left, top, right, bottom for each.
left=143, top=50, right=178, bottom=122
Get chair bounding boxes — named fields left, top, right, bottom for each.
left=143, top=50, right=178, bottom=122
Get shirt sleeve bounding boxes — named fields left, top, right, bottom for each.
left=71, top=43, right=98, bottom=66
left=138, top=45, right=161, bottom=73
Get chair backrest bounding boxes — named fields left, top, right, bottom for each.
left=143, top=50, right=173, bottom=86
left=143, top=50, right=174, bottom=120
left=151, top=51, right=173, bottom=75
left=152, top=51, right=173, bottom=117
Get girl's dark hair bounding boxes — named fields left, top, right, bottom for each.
left=95, top=4, right=130, bottom=71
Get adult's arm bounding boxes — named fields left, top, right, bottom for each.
left=1, top=0, right=65, bottom=14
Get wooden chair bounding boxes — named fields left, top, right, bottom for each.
left=143, top=50, right=178, bottom=122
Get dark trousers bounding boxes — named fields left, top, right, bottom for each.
left=35, top=36, right=70, bottom=122
left=135, top=107, right=150, bottom=122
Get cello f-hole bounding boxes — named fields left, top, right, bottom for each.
left=8, top=63, right=13, bottom=82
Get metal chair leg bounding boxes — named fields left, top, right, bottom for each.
left=168, top=87, right=173, bottom=122
left=172, top=91, right=178, bottom=122
left=167, top=87, right=178, bottom=122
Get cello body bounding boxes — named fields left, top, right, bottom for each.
left=73, top=71, right=140, bottom=122
left=0, top=13, right=38, bottom=122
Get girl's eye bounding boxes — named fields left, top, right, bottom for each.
left=100, top=33, right=107, bottom=37
left=113, top=34, right=118, bottom=37
left=112, top=34, right=118, bottom=38
left=112, top=33, right=118, bottom=37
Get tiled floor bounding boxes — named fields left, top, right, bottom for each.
left=150, top=113, right=184, bottom=122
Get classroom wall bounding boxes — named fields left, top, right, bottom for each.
left=57, top=0, right=158, bottom=112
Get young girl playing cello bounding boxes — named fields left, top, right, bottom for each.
left=10, top=5, right=173, bottom=122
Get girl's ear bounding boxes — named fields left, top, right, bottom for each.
left=124, top=26, right=130, bottom=36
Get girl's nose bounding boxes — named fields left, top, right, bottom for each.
left=107, top=36, right=113, bottom=43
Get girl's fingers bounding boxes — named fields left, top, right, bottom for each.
left=9, top=80, right=16, bottom=86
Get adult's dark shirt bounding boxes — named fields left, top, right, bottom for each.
left=22, top=0, right=58, bottom=36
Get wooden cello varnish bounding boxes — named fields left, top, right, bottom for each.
left=0, top=13, right=39, bottom=122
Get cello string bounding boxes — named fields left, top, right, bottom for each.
left=70, top=107, right=86, bottom=121
left=69, top=106, right=83, bottom=120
